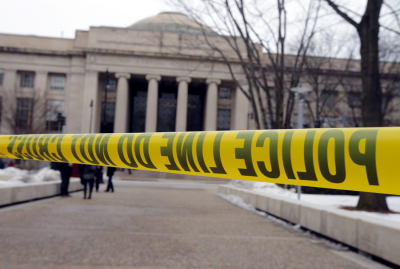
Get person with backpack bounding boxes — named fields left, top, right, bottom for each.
left=105, top=166, right=117, bottom=193
left=79, top=164, right=96, bottom=199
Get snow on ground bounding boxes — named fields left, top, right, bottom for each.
left=0, top=167, right=61, bottom=187
left=229, top=180, right=400, bottom=224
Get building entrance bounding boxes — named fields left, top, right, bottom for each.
left=129, top=77, right=148, bottom=133
left=187, top=82, right=206, bottom=131
left=157, top=79, right=178, bottom=132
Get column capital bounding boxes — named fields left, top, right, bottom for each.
left=206, top=78, right=221, bottom=85
left=146, top=74, right=161, bottom=81
left=115, top=73, right=131, bottom=79
left=176, top=76, right=191, bottom=83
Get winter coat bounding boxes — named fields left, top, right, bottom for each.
left=107, top=167, right=117, bottom=177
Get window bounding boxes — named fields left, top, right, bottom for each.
left=348, top=92, right=362, bottom=108
left=0, top=70, right=4, bottom=86
left=46, top=100, right=64, bottom=131
left=217, top=109, right=231, bottom=130
left=16, top=98, right=33, bottom=130
left=20, top=73, right=35, bottom=88
left=321, top=91, right=336, bottom=108
left=219, top=87, right=231, bottom=99
left=104, top=79, right=116, bottom=92
left=50, top=75, right=66, bottom=90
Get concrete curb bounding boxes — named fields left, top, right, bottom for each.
left=218, top=185, right=400, bottom=266
left=0, top=178, right=83, bottom=206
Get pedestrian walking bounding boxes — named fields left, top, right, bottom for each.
left=79, top=164, right=96, bottom=199
left=95, top=166, right=103, bottom=192
left=56, top=162, right=73, bottom=197
left=105, top=166, right=117, bottom=193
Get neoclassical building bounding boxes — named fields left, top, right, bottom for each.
left=1, top=12, right=399, bottom=136
left=0, top=12, right=249, bottom=135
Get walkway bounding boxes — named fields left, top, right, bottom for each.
left=0, top=180, right=386, bottom=268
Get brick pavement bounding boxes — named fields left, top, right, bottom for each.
left=0, top=181, right=380, bottom=269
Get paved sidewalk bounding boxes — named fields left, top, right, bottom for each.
left=0, top=181, right=382, bottom=269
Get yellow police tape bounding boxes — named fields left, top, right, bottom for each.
left=0, top=128, right=399, bottom=195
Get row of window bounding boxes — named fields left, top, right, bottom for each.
left=0, top=72, right=66, bottom=90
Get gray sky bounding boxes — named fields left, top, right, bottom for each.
left=0, top=0, right=173, bottom=39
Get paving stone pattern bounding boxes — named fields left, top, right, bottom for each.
left=0, top=182, right=366, bottom=269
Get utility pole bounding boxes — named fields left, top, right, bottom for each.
left=290, top=87, right=312, bottom=200
left=89, top=99, right=93, bottom=133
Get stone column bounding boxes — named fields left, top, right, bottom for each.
left=145, top=75, right=161, bottom=132
left=204, top=79, right=221, bottom=131
left=233, top=86, right=249, bottom=130
left=0, top=70, right=16, bottom=134
left=175, top=77, right=191, bottom=132
left=32, top=71, right=48, bottom=132
left=114, top=73, right=131, bottom=133
left=81, top=71, right=99, bottom=133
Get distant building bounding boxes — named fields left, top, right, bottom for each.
left=0, top=12, right=398, bottom=135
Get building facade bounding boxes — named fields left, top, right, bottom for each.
left=0, top=12, right=248, bottom=135
left=0, top=12, right=399, bottom=135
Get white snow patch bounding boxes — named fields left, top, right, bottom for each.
left=228, top=180, right=400, bottom=224
left=0, top=167, right=60, bottom=187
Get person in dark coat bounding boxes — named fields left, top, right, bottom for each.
left=56, top=162, right=73, bottom=197
left=95, top=166, right=103, bottom=192
left=79, top=164, right=96, bottom=199
left=105, top=166, right=117, bottom=192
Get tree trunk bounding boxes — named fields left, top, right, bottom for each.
left=357, top=0, right=383, bottom=128
left=356, top=0, right=388, bottom=211
left=357, top=192, right=389, bottom=211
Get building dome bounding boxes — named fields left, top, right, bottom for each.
left=128, top=12, right=214, bottom=34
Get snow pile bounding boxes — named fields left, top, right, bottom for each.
left=0, top=167, right=60, bottom=187
left=228, top=180, right=400, bottom=224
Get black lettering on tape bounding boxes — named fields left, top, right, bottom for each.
left=256, top=131, right=280, bottom=178
left=282, top=131, right=296, bottom=179
left=134, top=133, right=156, bottom=169
left=161, top=133, right=180, bottom=171
left=318, top=130, right=346, bottom=183
left=349, top=129, right=379, bottom=186
left=210, top=132, right=226, bottom=174
left=176, top=132, right=199, bottom=172
left=38, top=135, right=56, bottom=161
left=71, top=135, right=84, bottom=163
left=117, top=134, right=138, bottom=168
left=50, top=135, right=68, bottom=162
left=95, top=134, right=115, bottom=166
left=196, top=132, right=210, bottom=173
left=235, top=131, right=257, bottom=176
left=297, top=130, right=318, bottom=181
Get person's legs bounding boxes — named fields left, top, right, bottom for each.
left=95, top=175, right=100, bottom=192
left=83, top=180, right=87, bottom=199
left=65, top=176, right=70, bottom=196
left=105, top=175, right=111, bottom=192
left=88, top=179, right=94, bottom=199
left=109, top=175, right=114, bottom=192
left=60, top=173, right=67, bottom=196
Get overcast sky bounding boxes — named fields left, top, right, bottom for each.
left=0, top=0, right=174, bottom=39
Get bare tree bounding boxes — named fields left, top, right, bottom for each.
left=171, top=0, right=322, bottom=129
left=324, top=0, right=400, bottom=211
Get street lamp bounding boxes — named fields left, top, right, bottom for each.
left=290, top=87, right=312, bottom=200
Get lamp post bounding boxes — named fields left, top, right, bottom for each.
left=101, top=69, right=110, bottom=133
left=290, top=87, right=312, bottom=200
